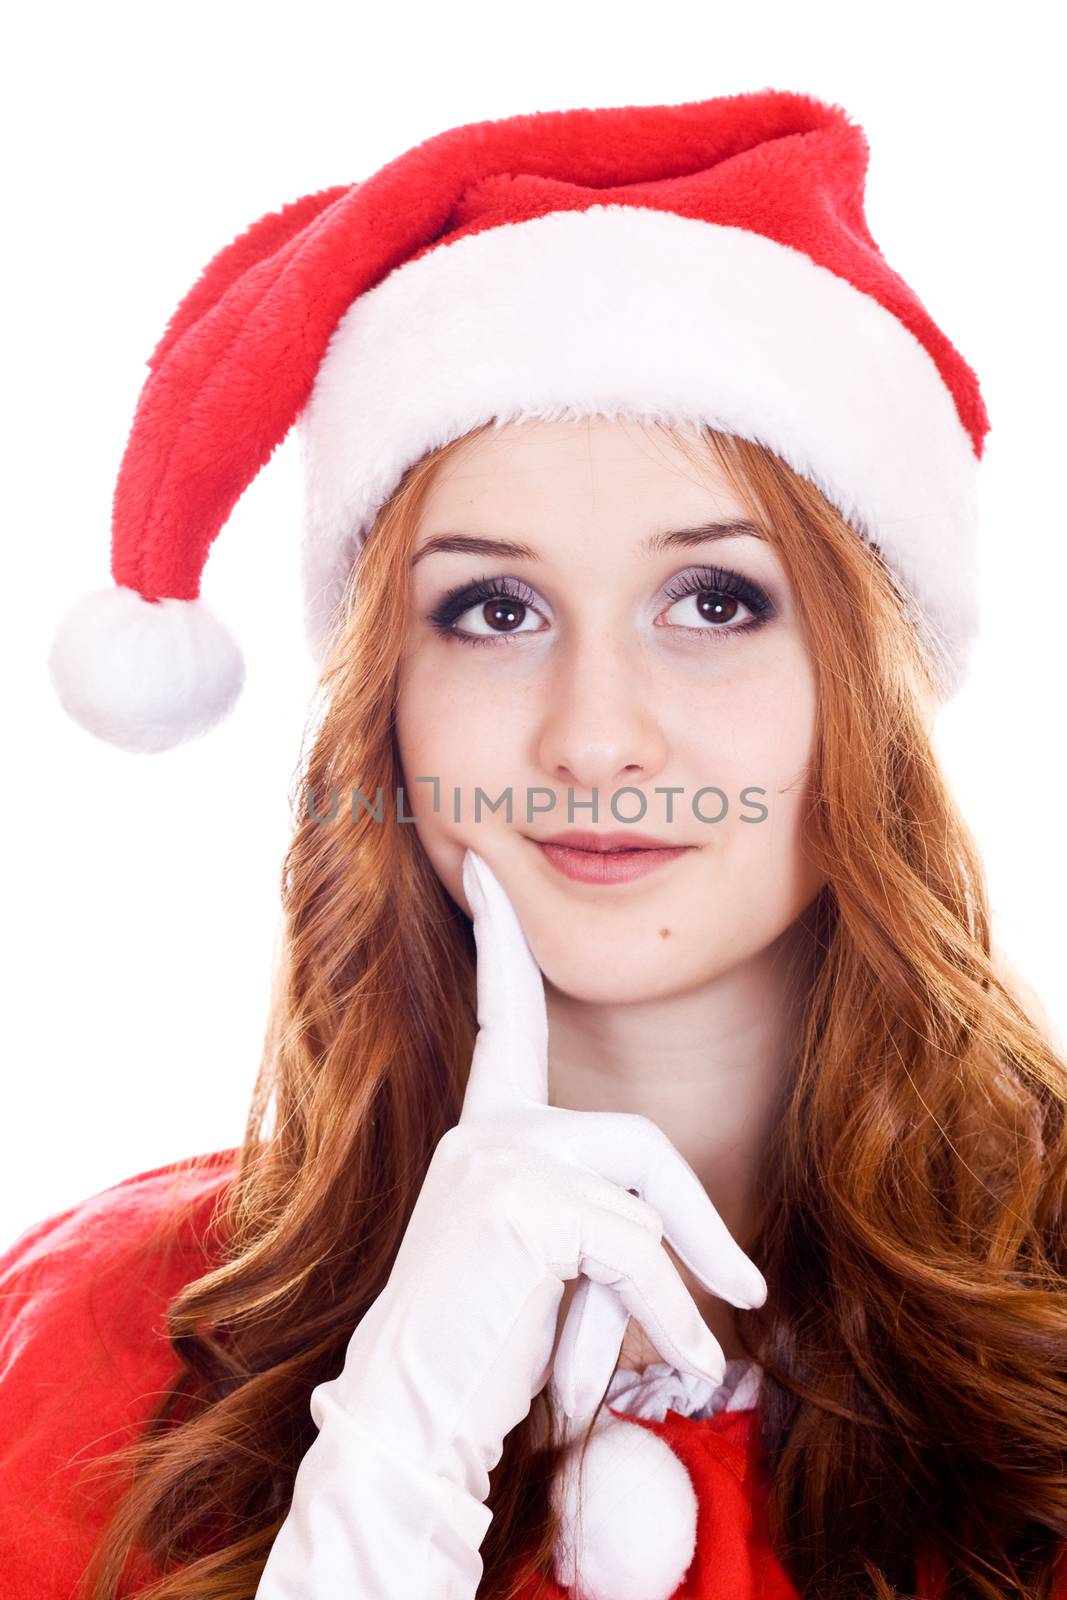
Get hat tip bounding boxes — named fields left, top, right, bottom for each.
left=48, top=585, right=245, bottom=754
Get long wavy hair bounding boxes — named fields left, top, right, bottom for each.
left=79, top=420, right=1067, bottom=1600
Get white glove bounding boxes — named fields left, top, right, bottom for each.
left=254, top=847, right=767, bottom=1599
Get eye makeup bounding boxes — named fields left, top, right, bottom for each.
left=424, top=564, right=777, bottom=648
left=659, top=565, right=776, bottom=638
left=427, top=574, right=542, bottom=646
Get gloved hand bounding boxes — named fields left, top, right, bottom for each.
left=254, top=847, right=767, bottom=1599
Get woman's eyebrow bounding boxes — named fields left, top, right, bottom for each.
left=410, top=520, right=764, bottom=567
left=644, top=520, right=765, bottom=554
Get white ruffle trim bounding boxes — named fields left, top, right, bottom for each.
left=604, top=1356, right=762, bottom=1422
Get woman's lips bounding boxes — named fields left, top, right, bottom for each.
left=533, top=838, right=695, bottom=884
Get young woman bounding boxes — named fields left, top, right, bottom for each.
left=7, top=88, right=1066, bottom=1600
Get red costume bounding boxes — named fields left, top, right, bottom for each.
left=6, top=1153, right=1053, bottom=1598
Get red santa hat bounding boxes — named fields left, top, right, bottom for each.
left=48, top=87, right=989, bottom=754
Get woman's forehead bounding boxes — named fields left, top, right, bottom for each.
left=414, top=420, right=754, bottom=545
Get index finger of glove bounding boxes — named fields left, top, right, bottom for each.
left=460, top=848, right=550, bottom=1117
left=563, top=1114, right=768, bottom=1310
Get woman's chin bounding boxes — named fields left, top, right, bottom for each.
left=531, top=933, right=719, bottom=1008
left=541, top=963, right=713, bottom=1008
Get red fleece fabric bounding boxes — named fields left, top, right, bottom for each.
left=0, top=1154, right=1061, bottom=1598
left=0, top=1152, right=237, bottom=1597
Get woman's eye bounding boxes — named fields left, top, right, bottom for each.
left=656, top=568, right=775, bottom=642
left=660, top=589, right=755, bottom=630
left=427, top=576, right=548, bottom=647
left=448, top=595, right=546, bottom=641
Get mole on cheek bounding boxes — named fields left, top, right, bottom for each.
left=658, top=928, right=671, bottom=939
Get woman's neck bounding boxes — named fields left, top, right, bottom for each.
left=543, top=916, right=816, bottom=1369
left=545, top=920, right=811, bottom=1242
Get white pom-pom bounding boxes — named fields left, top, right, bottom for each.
left=551, top=1415, right=698, bottom=1600
left=48, top=585, right=245, bottom=754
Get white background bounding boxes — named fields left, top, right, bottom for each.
left=4, top=1, right=1064, bottom=1247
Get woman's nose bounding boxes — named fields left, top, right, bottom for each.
left=535, top=627, right=669, bottom=797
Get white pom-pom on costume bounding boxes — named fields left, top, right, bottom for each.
left=551, top=1414, right=699, bottom=1600
left=48, top=585, right=245, bottom=754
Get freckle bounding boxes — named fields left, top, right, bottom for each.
left=658, top=927, right=671, bottom=939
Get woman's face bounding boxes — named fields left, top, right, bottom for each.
left=394, top=417, right=825, bottom=1005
